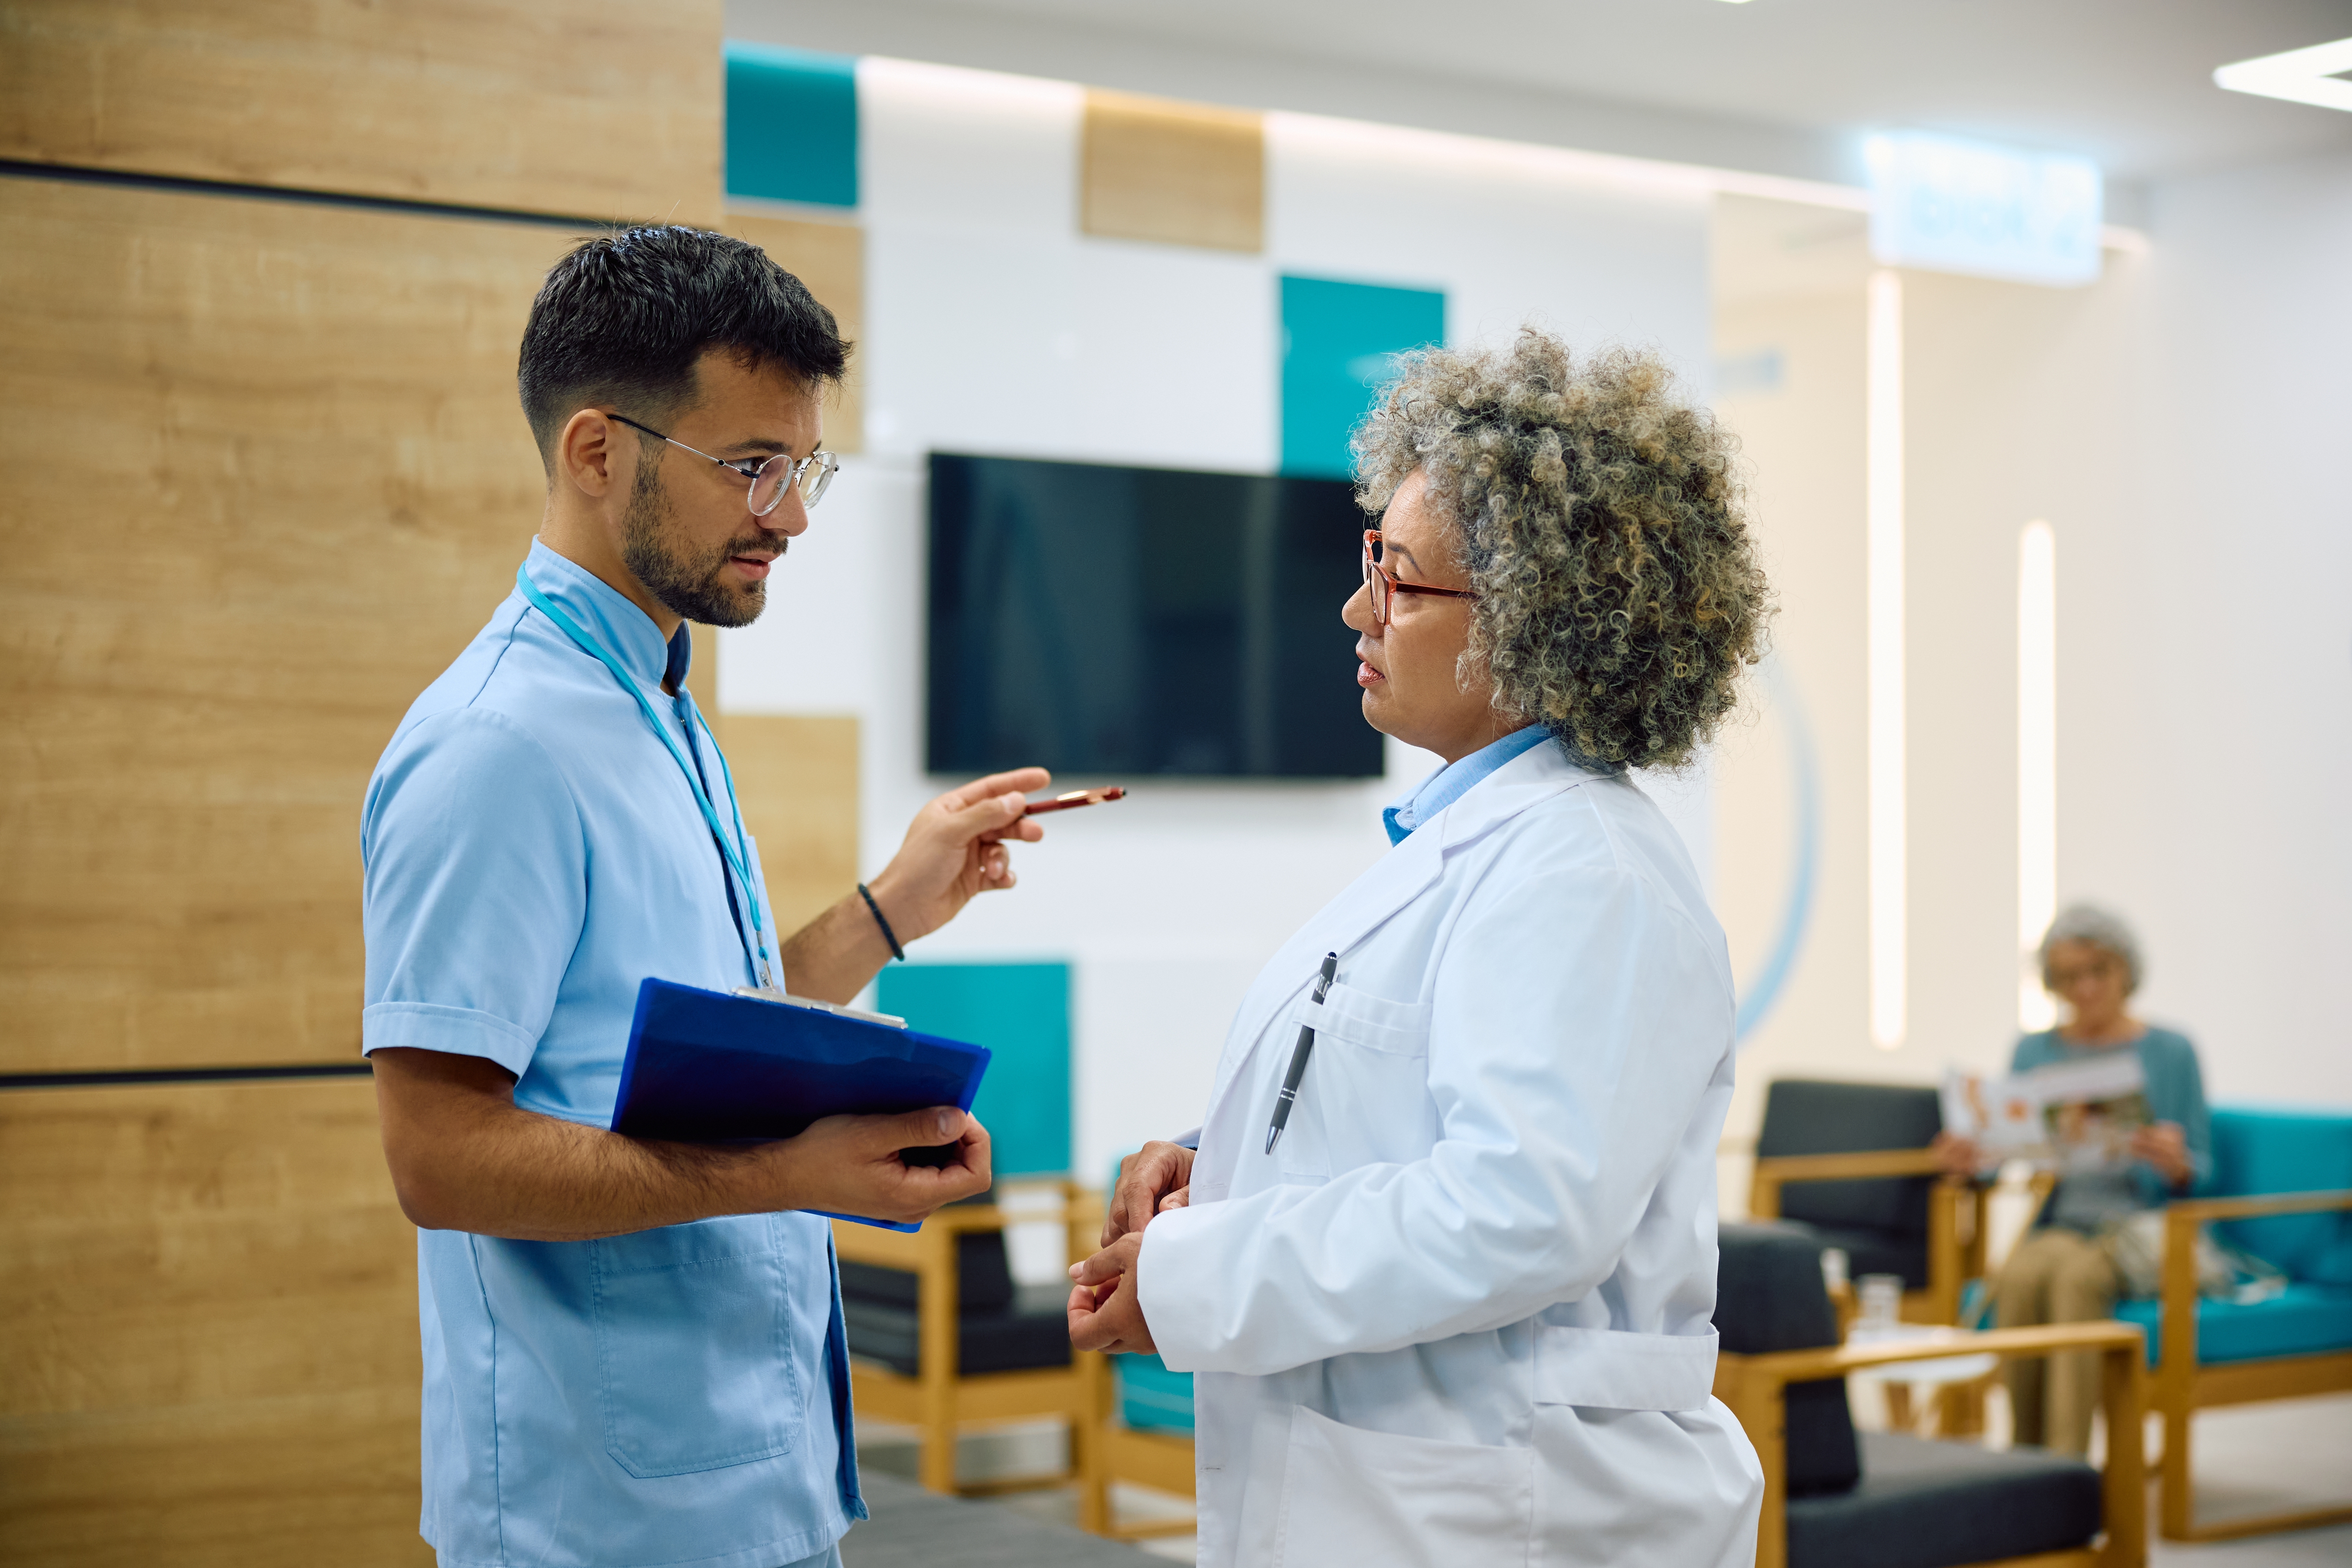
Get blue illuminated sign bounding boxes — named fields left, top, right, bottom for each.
left=1866, top=132, right=2102, bottom=287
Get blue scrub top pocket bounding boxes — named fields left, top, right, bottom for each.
left=590, top=1214, right=803, bottom=1478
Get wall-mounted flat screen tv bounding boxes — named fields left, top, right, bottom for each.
left=926, top=452, right=1383, bottom=779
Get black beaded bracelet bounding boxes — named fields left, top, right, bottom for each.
left=857, top=882, right=906, bottom=962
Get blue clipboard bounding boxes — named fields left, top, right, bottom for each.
left=611, top=978, right=992, bottom=1231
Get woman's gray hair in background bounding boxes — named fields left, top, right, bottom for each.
left=2039, top=903, right=2144, bottom=994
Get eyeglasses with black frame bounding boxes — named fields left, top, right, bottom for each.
left=608, top=412, right=838, bottom=515
left=1362, top=529, right=1476, bottom=626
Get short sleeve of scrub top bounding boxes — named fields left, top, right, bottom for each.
left=361, top=706, right=585, bottom=1080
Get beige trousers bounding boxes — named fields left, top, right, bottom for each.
left=1995, top=1226, right=2120, bottom=1454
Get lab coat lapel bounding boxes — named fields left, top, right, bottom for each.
left=1201, top=824, right=1446, bottom=1115
left=1434, top=740, right=1600, bottom=855
left=1213, top=747, right=1599, bottom=1114
left=1201, top=743, right=1602, bottom=1119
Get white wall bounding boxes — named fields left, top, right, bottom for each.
left=1707, top=146, right=2352, bottom=1145
left=1710, top=219, right=1878, bottom=1148
left=2063, top=148, right=2352, bottom=1107
left=718, top=55, right=1716, bottom=1179
left=1892, top=150, right=2352, bottom=1109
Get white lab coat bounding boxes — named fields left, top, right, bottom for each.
left=1136, top=742, right=1764, bottom=1568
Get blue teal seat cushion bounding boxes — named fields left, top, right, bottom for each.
left=2209, top=1106, right=2352, bottom=1285
left=2115, top=1281, right=2352, bottom=1366
left=1113, top=1353, right=1195, bottom=1435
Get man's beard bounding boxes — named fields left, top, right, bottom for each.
left=618, top=459, right=780, bottom=629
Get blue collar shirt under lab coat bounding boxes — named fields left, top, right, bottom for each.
left=361, top=540, right=862, bottom=1568
left=1382, top=724, right=1557, bottom=845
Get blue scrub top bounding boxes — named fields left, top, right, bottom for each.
left=362, top=540, right=864, bottom=1568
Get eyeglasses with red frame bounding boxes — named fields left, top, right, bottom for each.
left=1361, top=529, right=1476, bottom=626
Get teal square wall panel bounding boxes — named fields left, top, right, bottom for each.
left=726, top=42, right=858, bottom=208
left=1280, top=275, right=1446, bottom=480
left=876, top=963, right=1071, bottom=1177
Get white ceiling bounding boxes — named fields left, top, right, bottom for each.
left=736, top=0, right=2352, bottom=190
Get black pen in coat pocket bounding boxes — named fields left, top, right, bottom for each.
left=1266, top=952, right=1340, bottom=1155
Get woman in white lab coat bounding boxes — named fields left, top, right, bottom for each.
left=1069, top=333, right=1773, bottom=1568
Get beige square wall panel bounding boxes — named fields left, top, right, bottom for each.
left=726, top=213, right=866, bottom=455
left=1081, top=89, right=1265, bottom=253
left=0, top=176, right=577, bottom=1073
left=0, top=0, right=722, bottom=223
left=0, top=1079, right=431, bottom=1567
left=714, top=715, right=861, bottom=941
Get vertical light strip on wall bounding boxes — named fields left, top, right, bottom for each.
left=2017, top=520, right=2059, bottom=1030
left=1866, top=269, right=1906, bottom=1049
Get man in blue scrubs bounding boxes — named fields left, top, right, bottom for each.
left=363, top=227, right=1051, bottom=1568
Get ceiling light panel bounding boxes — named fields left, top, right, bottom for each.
left=2214, top=37, right=2352, bottom=112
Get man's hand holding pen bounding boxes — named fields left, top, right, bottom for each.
left=1066, top=1139, right=1192, bottom=1354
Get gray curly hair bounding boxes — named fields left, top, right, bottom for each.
left=2039, top=904, right=2143, bottom=994
left=1353, top=331, right=1771, bottom=770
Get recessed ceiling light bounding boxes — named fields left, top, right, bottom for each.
left=2215, top=36, right=2352, bottom=112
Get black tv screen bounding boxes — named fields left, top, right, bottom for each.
left=926, top=452, right=1384, bottom=779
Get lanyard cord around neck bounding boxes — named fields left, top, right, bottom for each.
left=514, top=564, right=774, bottom=989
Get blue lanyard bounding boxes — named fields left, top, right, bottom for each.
left=514, top=565, right=774, bottom=989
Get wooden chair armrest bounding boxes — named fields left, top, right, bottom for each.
left=1752, top=1149, right=1949, bottom=1183
left=830, top=1183, right=1112, bottom=1272
left=1719, top=1321, right=2148, bottom=1568
left=1728, top=1321, right=2144, bottom=1388
left=828, top=1205, right=1015, bottom=1269
left=2149, top=1188, right=2352, bottom=1385
left=2161, top=1188, right=2352, bottom=1224
left=831, top=1217, right=930, bottom=1268
left=925, top=1203, right=1016, bottom=1234
left=1749, top=1149, right=1955, bottom=1223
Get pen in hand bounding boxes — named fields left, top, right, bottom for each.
left=1266, top=952, right=1339, bottom=1155
left=1025, top=786, right=1126, bottom=815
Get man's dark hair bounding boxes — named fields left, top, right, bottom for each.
left=517, top=225, right=850, bottom=461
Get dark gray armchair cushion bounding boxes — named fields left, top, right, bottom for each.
left=838, top=1228, right=1070, bottom=1378
left=841, top=1284, right=1074, bottom=1378
left=839, top=1229, right=1015, bottom=1312
left=1716, top=1222, right=1861, bottom=1494
left=1757, top=1079, right=1943, bottom=1241
left=1785, top=1431, right=2103, bottom=1568
left=1783, top=1226, right=1932, bottom=1296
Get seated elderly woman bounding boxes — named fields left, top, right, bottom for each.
left=1935, top=903, right=2211, bottom=1454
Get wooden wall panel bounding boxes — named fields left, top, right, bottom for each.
left=1081, top=89, right=1264, bottom=253
left=0, top=178, right=574, bottom=1073
left=716, top=716, right=861, bottom=942
left=0, top=1079, right=428, bottom=1566
left=0, top=0, right=722, bottom=224
left=726, top=212, right=866, bottom=455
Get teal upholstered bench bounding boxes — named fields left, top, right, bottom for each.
left=2127, top=1104, right=2352, bottom=1542
left=1113, top=1351, right=1195, bottom=1435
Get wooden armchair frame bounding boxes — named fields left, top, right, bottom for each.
left=1714, top=1320, right=2146, bottom=1568
left=2150, top=1187, right=2352, bottom=1542
left=1749, top=1149, right=1983, bottom=1325
left=831, top=1181, right=1097, bottom=1495
left=1075, top=1350, right=1198, bottom=1540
